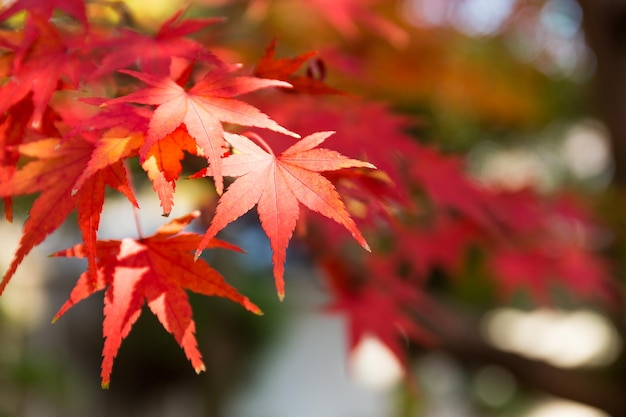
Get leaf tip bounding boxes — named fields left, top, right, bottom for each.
left=194, top=250, right=201, bottom=261
left=277, top=291, right=285, bottom=302
left=215, top=180, right=224, bottom=196
left=195, top=364, right=206, bottom=374
left=101, top=381, right=110, bottom=390
left=245, top=301, right=263, bottom=315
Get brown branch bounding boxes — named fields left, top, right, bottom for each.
left=578, top=0, right=626, bottom=185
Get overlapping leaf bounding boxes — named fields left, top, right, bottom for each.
left=52, top=211, right=261, bottom=388
left=90, top=8, right=223, bottom=78
left=254, top=39, right=345, bottom=95
left=105, top=66, right=300, bottom=195
left=0, top=136, right=136, bottom=295
left=0, top=0, right=87, bottom=27
left=141, top=126, right=199, bottom=215
left=0, top=97, right=34, bottom=221
left=0, top=17, right=95, bottom=129
left=195, top=131, right=375, bottom=299
left=320, top=252, right=435, bottom=366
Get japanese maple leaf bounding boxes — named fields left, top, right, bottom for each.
left=0, top=0, right=87, bottom=27
left=254, top=39, right=345, bottom=95
left=0, top=96, right=34, bottom=221
left=69, top=107, right=198, bottom=216
left=249, top=95, right=421, bottom=205
left=105, top=66, right=299, bottom=195
left=0, top=136, right=137, bottom=295
left=0, top=17, right=93, bottom=128
left=195, top=131, right=375, bottom=299
left=333, top=286, right=434, bottom=364
left=321, top=255, right=435, bottom=365
left=65, top=101, right=151, bottom=139
left=488, top=190, right=612, bottom=303
left=409, top=143, right=494, bottom=228
left=382, top=217, right=479, bottom=279
left=250, top=79, right=496, bottom=231
left=91, top=8, right=223, bottom=79
left=251, top=0, right=407, bottom=46
left=255, top=39, right=317, bottom=81
left=71, top=127, right=143, bottom=193
left=141, top=126, right=200, bottom=215
left=488, top=244, right=612, bottom=303
left=51, top=211, right=261, bottom=388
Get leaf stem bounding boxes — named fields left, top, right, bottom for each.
left=123, top=160, right=144, bottom=239
left=244, top=132, right=275, bottom=156
left=133, top=204, right=143, bottom=239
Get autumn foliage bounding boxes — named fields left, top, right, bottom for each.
left=0, top=0, right=613, bottom=388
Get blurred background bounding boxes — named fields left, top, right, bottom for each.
left=0, top=0, right=624, bottom=416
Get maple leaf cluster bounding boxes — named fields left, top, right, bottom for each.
left=0, top=0, right=613, bottom=388
left=0, top=1, right=373, bottom=387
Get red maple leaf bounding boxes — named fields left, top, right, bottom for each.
left=247, top=95, right=421, bottom=205
left=51, top=211, right=261, bottom=388
left=0, top=96, right=34, bottom=221
left=0, top=0, right=87, bottom=27
left=0, top=17, right=94, bottom=129
left=382, top=216, right=480, bottom=279
left=408, top=143, right=495, bottom=228
left=68, top=107, right=199, bottom=216
left=249, top=0, right=407, bottom=46
left=65, top=101, right=151, bottom=139
left=321, top=255, right=435, bottom=365
left=0, top=136, right=136, bottom=295
left=91, top=8, right=223, bottom=78
left=194, top=131, right=375, bottom=299
left=303, top=0, right=408, bottom=46
left=488, top=190, right=612, bottom=303
left=490, top=245, right=611, bottom=303
left=254, top=39, right=345, bottom=95
left=105, top=66, right=299, bottom=195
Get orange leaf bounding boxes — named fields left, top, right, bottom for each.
left=140, top=127, right=198, bottom=216
left=72, top=127, right=143, bottom=193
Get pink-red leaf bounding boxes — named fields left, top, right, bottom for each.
left=196, top=131, right=375, bottom=299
